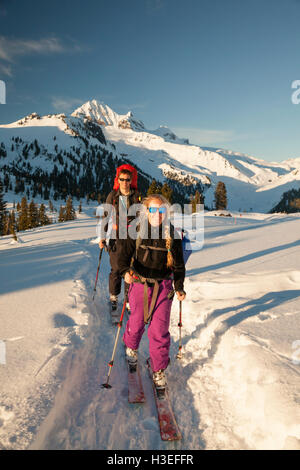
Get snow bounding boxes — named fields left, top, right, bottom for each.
left=0, top=205, right=299, bottom=450
left=72, top=100, right=145, bottom=132
left=72, top=100, right=126, bottom=127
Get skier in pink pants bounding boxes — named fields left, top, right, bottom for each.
left=118, top=194, right=186, bottom=390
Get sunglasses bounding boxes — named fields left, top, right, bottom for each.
left=148, top=206, right=167, bottom=214
left=119, top=178, right=131, bottom=182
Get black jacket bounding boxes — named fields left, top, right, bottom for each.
left=104, top=188, right=141, bottom=240
left=118, top=223, right=185, bottom=292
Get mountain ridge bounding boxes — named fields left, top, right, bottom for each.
left=0, top=99, right=300, bottom=212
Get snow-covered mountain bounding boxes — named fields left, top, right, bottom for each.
left=72, top=100, right=145, bottom=132
left=1, top=99, right=300, bottom=212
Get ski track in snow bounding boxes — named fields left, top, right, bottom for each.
left=1, top=209, right=300, bottom=450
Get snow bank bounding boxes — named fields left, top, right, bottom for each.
left=0, top=209, right=299, bottom=450
left=179, top=269, right=300, bottom=449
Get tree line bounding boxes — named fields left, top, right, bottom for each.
left=0, top=185, right=52, bottom=238
left=147, top=178, right=228, bottom=212
left=0, top=173, right=231, bottom=240
left=270, top=187, right=300, bottom=213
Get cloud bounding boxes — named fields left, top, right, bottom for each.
left=51, top=96, right=84, bottom=113
left=0, top=36, right=75, bottom=62
left=117, top=101, right=149, bottom=112
left=172, top=127, right=248, bottom=146
left=146, top=0, right=165, bottom=12
left=0, top=35, right=84, bottom=77
left=0, top=62, right=12, bottom=77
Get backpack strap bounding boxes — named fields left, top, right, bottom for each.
left=143, top=280, right=160, bottom=324
left=130, top=271, right=164, bottom=324
left=132, top=189, right=141, bottom=204
left=135, top=233, right=142, bottom=259
left=132, top=235, right=170, bottom=324
left=139, top=243, right=168, bottom=263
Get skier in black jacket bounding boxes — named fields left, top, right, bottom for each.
left=99, top=164, right=141, bottom=310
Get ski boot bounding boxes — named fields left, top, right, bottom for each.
left=110, top=294, right=118, bottom=311
left=153, top=369, right=166, bottom=398
left=125, top=346, right=138, bottom=373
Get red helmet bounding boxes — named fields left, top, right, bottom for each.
left=113, top=164, right=138, bottom=190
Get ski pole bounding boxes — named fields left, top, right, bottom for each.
left=176, top=300, right=183, bottom=359
left=92, top=247, right=103, bottom=301
left=102, top=298, right=127, bottom=389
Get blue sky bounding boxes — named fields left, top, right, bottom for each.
left=0, top=0, right=300, bottom=162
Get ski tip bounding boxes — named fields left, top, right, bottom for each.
left=101, top=383, right=112, bottom=389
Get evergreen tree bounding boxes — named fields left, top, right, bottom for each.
left=28, top=200, right=39, bottom=228
left=11, top=222, right=18, bottom=241
left=0, top=180, right=7, bottom=236
left=65, top=196, right=76, bottom=221
left=161, top=183, right=173, bottom=203
left=191, top=190, right=204, bottom=213
left=289, top=198, right=300, bottom=212
left=7, top=210, right=17, bottom=240
left=58, top=205, right=66, bottom=222
left=39, top=204, right=51, bottom=226
left=78, top=200, right=82, bottom=213
left=271, top=188, right=300, bottom=213
left=214, top=181, right=227, bottom=210
left=147, top=179, right=162, bottom=196
left=49, top=200, right=54, bottom=212
left=18, top=196, right=29, bottom=231
left=4, top=174, right=9, bottom=192
left=43, top=187, right=50, bottom=200
left=34, top=139, right=40, bottom=157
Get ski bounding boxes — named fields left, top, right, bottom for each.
left=126, top=359, right=146, bottom=404
left=109, top=301, right=120, bottom=325
left=146, top=359, right=182, bottom=441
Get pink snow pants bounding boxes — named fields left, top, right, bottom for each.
left=123, top=279, right=173, bottom=372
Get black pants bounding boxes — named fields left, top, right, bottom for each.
left=108, top=240, right=129, bottom=299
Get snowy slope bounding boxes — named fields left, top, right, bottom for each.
left=0, top=112, right=107, bottom=172
left=101, top=123, right=300, bottom=212
left=1, top=206, right=299, bottom=450
left=1, top=99, right=300, bottom=212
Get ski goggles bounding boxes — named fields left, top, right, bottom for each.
left=148, top=206, right=167, bottom=214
